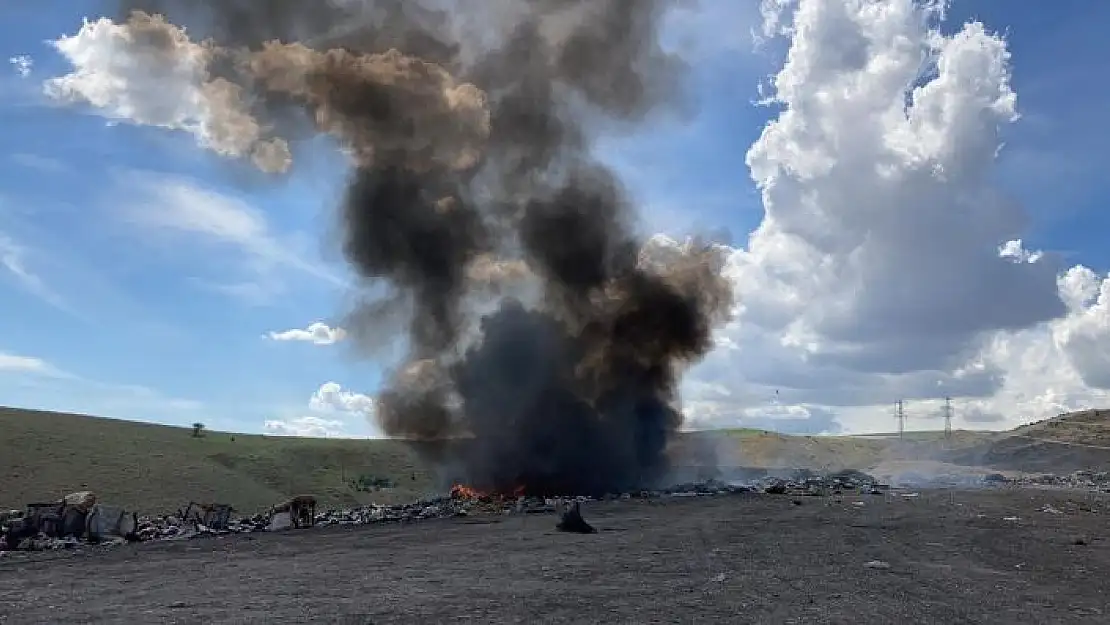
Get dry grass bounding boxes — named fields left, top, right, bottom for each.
left=944, top=409, right=1110, bottom=473
left=1011, top=409, right=1110, bottom=446
left=5, top=405, right=1101, bottom=515
left=0, top=407, right=435, bottom=514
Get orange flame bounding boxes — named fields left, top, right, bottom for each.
left=450, top=484, right=527, bottom=499
left=451, top=484, right=484, bottom=499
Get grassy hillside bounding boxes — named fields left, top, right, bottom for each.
left=4, top=405, right=1103, bottom=515
left=941, top=409, right=1110, bottom=473
left=4, top=409, right=919, bottom=514
left=686, top=428, right=993, bottom=471
left=0, top=407, right=436, bottom=514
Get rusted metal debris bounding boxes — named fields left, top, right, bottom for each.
left=180, top=502, right=234, bottom=531
left=0, top=491, right=140, bottom=550
left=270, top=495, right=317, bottom=529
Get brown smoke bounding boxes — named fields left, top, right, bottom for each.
left=113, top=0, right=731, bottom=495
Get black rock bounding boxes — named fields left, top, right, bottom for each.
left=556, top=502, right=596, bottom=534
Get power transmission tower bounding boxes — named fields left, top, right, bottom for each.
left=896, top=400, right=905, bottom=439
left=943, top=396, right=953, bottom=441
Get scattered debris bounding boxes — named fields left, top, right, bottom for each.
left=85, top=504, right=138, bottom=542
left=270, top=496, right=317, bottom=530
left=755, top=470, right=886, bottom=497
left=180, top=503, right=234, bottom=532
left=983, top=470, right=1110, bottom=492
left=9, top=467, right=1092, bottom=556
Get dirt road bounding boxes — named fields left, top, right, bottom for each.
left=2, top=489, right=1109, bottom=623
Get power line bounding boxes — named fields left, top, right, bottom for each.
left=942, top=396, right=953, bottom=441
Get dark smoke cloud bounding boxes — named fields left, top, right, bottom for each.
left=116, top=0, right=731, bottom=496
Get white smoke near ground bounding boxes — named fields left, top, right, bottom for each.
left=42, top=1, right=1110, bottom=435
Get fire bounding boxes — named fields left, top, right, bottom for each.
left=450, top=484, right=527, bottom=500
left=450, top=484, right=484, bottom=499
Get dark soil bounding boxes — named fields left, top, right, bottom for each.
left=3, top=489, right=1109, bottom=623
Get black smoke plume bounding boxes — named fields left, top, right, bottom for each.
left=117, top=0, right=732, bottom=496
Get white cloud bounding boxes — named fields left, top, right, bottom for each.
left=8, top=55, right=32, bottom=78
left=310, top=382, right=376, bottom=415
left=43, top=15, right=289, bottom=172
left=263, top=382, right=379, bottom=438
left=675, top=0, right=1110, bottom=434
left=1053, top=266, right=1110, bottom=389
left=267, top=322, right=347, bottom=345
left=0, top=352, right=56, bottom=375
left=264, top=415, right=347, bottom=438
left=117, top=172, right=345, bottom=303
left=0, top=232, right=74, bottom=314
left=998, top=239, right=1043, bottom=264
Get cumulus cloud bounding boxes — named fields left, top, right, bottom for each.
left=1054, top=266, right=1110, bottom=389
left=8, top=55, right=32, bottom=78
left=677, top=0, right=1110, bottom=433
left=264, top=382, right=378, bottom=438
left=44, top=14, right=291, bottom=172
left=267, top=322, right=346, bottom=345
left=310, top=382, right=376, bottom=415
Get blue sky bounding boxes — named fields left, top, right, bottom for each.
left=1, top=1, right=1108, bottom=436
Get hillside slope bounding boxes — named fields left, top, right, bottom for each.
left=2, top=408, right=922, bottom=513
left=945, top=409, right=1110, bottom=473
left=7, top=405, right=1097, bottom=514
left=0, top=407, right=434, bottom=514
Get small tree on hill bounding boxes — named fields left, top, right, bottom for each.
left=192, top=422, right=206, bottom=438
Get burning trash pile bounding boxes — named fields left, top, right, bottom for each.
left=0, top=470, right=890, bottom=554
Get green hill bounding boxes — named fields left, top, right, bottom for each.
left=6, top=405, right=1102, bottom=515
left=3, top=407, right=912, bottom=514
left=0, top=406, right=434, bottom=515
